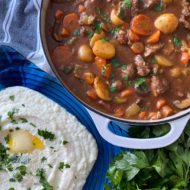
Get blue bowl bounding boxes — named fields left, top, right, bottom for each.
left=0, top=45, right=125, bottom=190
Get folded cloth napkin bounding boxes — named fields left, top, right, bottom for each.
left=0, top=0, right=51, bottom=73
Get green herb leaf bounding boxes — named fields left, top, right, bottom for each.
left=135, top=78, right=146, bottom=88
left=110, top=58, right=122, bottom=68
left=173, top=36, right=182, bottom=48
left=153, top=0, right=164, bottom=12
left=123, top=0, right=132, bottom=8
left=36, top=169, right=53, bottom=190
left=9, top=95, right=15, bottom=101
left=63, top=140, right=69, bottom=145
left=58, top=162, right=70, bottom=171
left=41, top=157, right=47, bottom=162
left=38, top=129, right=55, bottom=141
left=105, top=122, right=190, bottom=189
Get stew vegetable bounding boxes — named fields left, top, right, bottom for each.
left=46, top=0, right=190, bottom=120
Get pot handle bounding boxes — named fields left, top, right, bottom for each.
left=87, top=109, right=189, bottom=149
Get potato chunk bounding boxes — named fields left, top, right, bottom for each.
left=110, top=9, right=125, bottom=26
left=90, top=32, right=105, bottom=47
left=78, top=45, right=94, bottom=62
left=155, top=55, right=173, bottom=67
left=94, top=77, right=111, bottom=101
left=93, top=40, right=116, bottom=59
left=154, top=13, right=178, bottom=34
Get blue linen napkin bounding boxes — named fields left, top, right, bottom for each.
left=0, top=0, right=51, bottom=73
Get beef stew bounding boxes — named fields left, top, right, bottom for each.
left=45, top=0, right=190, bottom=120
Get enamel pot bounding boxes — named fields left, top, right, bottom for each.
left=40, top=0, right=190, bottom=149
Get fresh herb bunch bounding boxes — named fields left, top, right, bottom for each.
left=105, top=123, right=190, bottom=190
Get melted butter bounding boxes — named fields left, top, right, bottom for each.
left=32, top=136, right=44, bottom=150
left=8, top=129, right=44, bottom=153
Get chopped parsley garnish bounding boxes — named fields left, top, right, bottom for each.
left=151, top=57, right=157, bottom=64
left=36, top=169, right=53, bottom=190
left=48, top=164, right=53, bottom=168
left=173, top=36, right=182, bottom=48
left=153, top=0, right=164, bottom=12
left=121, top=65, right=127, bottom=70
left=110, top=58, right=122, bottom=68
left=41, top=157, right=47, bottom=162
left=38, top=129, right=55, bottom=141
left=123, top=75, right=129, bottom=81
left=135, top=78, right=146, bottom=88
left=58, top=162, right=70, bottom=171
left=110, top=86, right=117, bottom=93
left=19, top=118, right=28, bottom=123
left=30, top=122, right=37, bottom=128
left=62, top=66, right=73, bottom=75
left=73, top=29, right=80, bottom=36
left=101, top=37, right=109, bottom=43
left=7, top=108, right=19, bottom=123
left=96, top=8, right=111, bottom=23
left=109, top=27, right=121, bottom=36
left=63, top=140, right=69, bottom=145
left=87, top=30, right=94, bottom=38
left=123, top=0, right=132, bottom=8
left=94, top=22, right=103, bottom=34
left=10, top=165, right=27, bottom=182
left=118, top=0, right=132, bottom=19
left=4, top=135, right=10, bottom=144
left=9, top=95, right=15, bottom=101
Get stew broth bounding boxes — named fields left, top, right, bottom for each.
left=45, top=0, right=190, bottom=120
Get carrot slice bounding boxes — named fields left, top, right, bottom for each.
left=79, top=5, right=85, bottom=13
left=127, top=29, right=140, bottom=42
left=161, top=106, right=173, bottom=117
left=86, top=89, right=98, bottom=100
left=55, top=9, right=64, bottom=20
left=156, top=99, right=166, bottom=110
left=120, top=89, right=133, bottom=98
left=147, top=30, right=161, bottom=44
left=138, top=111, right=148, bottom=120
left=101, top=64, right=112, bottom=79
left=130, top=42, right=144, bottom=54
left=63, top=13, right=79, bottom=33
left=95, top=56, right=107, bottom=69
left=181, top=51, right=190, bottom=65
left=83, top=73, right=95, bottom=85
left=114, top=107, right=125, bottom=117
left=131, top=14, right=153, bottom=36
left=52, top=45, right=72, bottom=68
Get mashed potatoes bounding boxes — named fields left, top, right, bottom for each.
left=0, top=87, right=98, bottom=190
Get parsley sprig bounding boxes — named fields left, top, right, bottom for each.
left=106, top=123, right=190, bottom=189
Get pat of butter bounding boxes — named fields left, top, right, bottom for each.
left=9, top=129, right=44, bottom=153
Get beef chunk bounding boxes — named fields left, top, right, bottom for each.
left=115, top=30, right=128, bottom=44
left=131, top=0, right=140, bottom=16
left=180, top=0, right=190, bottom=29
left=117, top=0, right=139, bottom=21
left=162, top=40, right=175, bottom=56
left=141, top=0, right=160, bottom=9
left=134, top=55, right=151, bottom=77
left=144, top=43, right=164, bottom=57
left=151, top=76, right=169, bottom=96
left=121, top=64, right=136, bottom=79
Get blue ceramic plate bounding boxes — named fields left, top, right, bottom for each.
left=0, top=45, right=127, bottom=190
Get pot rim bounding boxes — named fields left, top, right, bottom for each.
left=39, top=0, right=190, bottom=125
